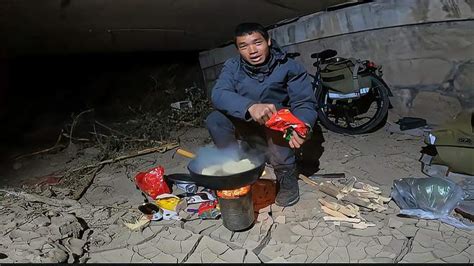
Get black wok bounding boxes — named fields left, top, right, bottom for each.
left=166, top=151, right=265, bottom=190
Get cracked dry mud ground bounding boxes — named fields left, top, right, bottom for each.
left=0, top=125, right=473, bottom=263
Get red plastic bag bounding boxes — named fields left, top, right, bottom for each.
left=134, top=166, right=171, bottom=199
left=265, top=109, right=308, bottom=139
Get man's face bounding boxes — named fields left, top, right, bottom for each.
left=236, top=32, right=271, bottom=66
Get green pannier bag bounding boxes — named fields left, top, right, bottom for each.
left=320, top=58, right=372, bottom=94
left=425, top=110, right=474, bottom=175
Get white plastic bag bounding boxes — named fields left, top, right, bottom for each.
left=391, top=177, right=474, bottom=230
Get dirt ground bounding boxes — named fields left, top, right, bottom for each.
left=0, top=117, right=473, bottom=263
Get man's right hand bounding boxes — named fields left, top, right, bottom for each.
left=247, top=103, right=277, bottom=125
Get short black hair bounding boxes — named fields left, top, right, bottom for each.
left=234, top=23, right=269, bottom=44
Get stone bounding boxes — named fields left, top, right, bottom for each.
left=438, top=223, right=455, bottom=233
left=416, top=220, right=440, bottom=231
left=218, top=248, right=246, bottom=263
left=402, top=251, right=438, bottom=263
left=28, top=237, right=47, bottom=250
left=312, top=246, right=333, bottom=263
left=287, top=254, right=308, bottom=262
left=272, top=224, right=294, bottom=243
left=65, top=237, right=86, bottom=256
left=260, top=244, right=285, bottom=261
left=328, top=247, right=349, bottom=262
left=388, top=218, right=403, bottom=228
left=398, top=225, right=418, bottom=237
left=347, top=226, right=379, bottom=237
left=44, top=248, right=68, bottom=263
left=209, top=225, right=233, bottom=242
left=274, top=216, right=285, bottom=224
left=441, top=253, right=470, bottom=263
left=151, top=252, right=179, bottom=263
left=305, top=237, right=329, bottom=260
left=183, top=220, right=218, bottom=235
left=244, top=250, right=261, bottom=263
left=9, top=230, right=41, bottom=242
left=268, top=256, right=288, bottom=263
left=291, top=224, right=313, bottom=236
left=312, top=227, right=333, bottom=237
left=31, top=216, right=51, bottom=227
left=454, top=237, right=470, bottom=252
left=411, top=240, right=434, bottom=253
left=347, top=241, right=367, bottom=261
left=388, top=238, right=406, bottom=255
left=359, top=257, right=395, bottom=263
left=377, top=236, right=393, bottom=246
left=158, top=239, right=181, bottom=255
left=432, top=241, right=461, bottom=258
left=290, top=235, right=301, bottom=243
left=390, top=228, right=407, bottom=240
left=365, top=244, right=384, bottom=256
left=323, top=231, right=342, bottom=247
left=127, top=231, right=147, bottom=246
left=296, top=236, right=312, bottom=244
left=464, top=245, right=474, bottom=257
left=376, top=251, right=396, bottom=259
left=198, top=236, right=229, bottom=256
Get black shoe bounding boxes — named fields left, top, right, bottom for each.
left=274, top=164, right=300, bottom=207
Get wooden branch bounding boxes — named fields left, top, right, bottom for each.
left=95, top=120, right=131, bottom=138
left=319, top=198, right=358, bottom=217
left=340, top=176, right=357, bottom=194
left=73, top=165, right=104, bottom=200
left=341, top=194, right=374, bottom=209
left=352, top=222, right=376, bottom=229
left=70, top=109, right=94, bottom=145
left=70, top=142, right=179, bottom=172
left=321, top=206, right=347, bottom=218
left=298, top=174, right=318, bottom=187
left=319, top=182, right=344, bottom=199
left=323, top=216, right=361, bottom=223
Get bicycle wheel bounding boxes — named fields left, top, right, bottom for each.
left=315, top=74, right=390, bottom=135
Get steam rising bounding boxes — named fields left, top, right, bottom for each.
left=191, top=143, right=265, bottom=176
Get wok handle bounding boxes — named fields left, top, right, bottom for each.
left=176, top=148, right=196, bottom=159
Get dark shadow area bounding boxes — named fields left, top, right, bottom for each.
left=296, top=123, right=325, bottom=176
left=0, top=51, right=204, bottom=161
left=252, top=179, right=277, bottom=217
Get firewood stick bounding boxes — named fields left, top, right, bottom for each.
left=323, top=216, right=361, bottom=223
left=71, top=142, right=178, bottom=172
left=299, top=174, right=318, bottom=187
left=319, top=182, right=344, bottom=199
left=319, top=198, right=357, bottom=217
left=321, top=206, right=348, bottom=218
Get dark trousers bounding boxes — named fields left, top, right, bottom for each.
left=205, top=110, right=295, bottom=167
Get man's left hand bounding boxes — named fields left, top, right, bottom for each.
left=289, top=133, right=306, bottom=149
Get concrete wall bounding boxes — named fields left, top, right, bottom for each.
left=199, top=0, right=474, bottom=124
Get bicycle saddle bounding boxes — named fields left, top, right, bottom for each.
left=310, top=49, right=337, bottom=60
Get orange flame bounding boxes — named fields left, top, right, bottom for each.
left=217, top=185, right=251, bottom=199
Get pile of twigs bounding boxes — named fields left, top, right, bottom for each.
left=13, top=85, right=211, bottom=199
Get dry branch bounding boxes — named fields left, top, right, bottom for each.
left=70, top=142, right=179, bottom=172
left=15, top=130, right=65, bottom=160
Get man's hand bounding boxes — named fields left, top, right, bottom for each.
left=248, top=103, right=277, bottom=125
left=289, top=133, right=306, bottom=149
